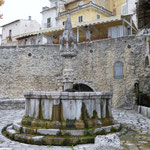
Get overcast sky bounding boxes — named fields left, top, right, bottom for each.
left=0, top=0, right=50, bottom=33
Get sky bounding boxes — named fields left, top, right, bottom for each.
left=0, top=0, right=50, bottom=33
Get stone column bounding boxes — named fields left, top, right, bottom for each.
left=59, top=13, right=77, bottom=91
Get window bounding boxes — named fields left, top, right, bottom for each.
left=145, top=56, right=149, bottom=68
left=78, top=16, right=83, bottom=23
left=8, top=30, right=12, bottom=41
left=122, top=3, right=127, bottom=15
left=47, top=18, right=51, bottom=28
left=62, top=21, right=65, bottom=26
left=78, top=1, right=84, bottom=6
left=9, top=30, right=12, bottom=37
left=114, top=61, right=124, bottom=79
left=97, top=14, right=100, bottom=19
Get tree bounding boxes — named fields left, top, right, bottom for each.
left=0, top=0, right=4, bottom=19
left=0, top=0, right=4, bottom=6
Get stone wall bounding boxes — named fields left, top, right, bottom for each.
left=136, top=0, right=150, bottom=29
left=0, top=36, right=147, bottom=107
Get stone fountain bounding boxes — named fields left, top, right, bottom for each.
left=2, top=14, right=120, bottom=146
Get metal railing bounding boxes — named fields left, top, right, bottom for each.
left=59, top=2, right=113, bottom=17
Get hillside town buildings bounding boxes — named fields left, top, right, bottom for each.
left=1, top=0, right=137, bottom=46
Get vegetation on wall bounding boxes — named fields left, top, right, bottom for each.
left=0, top=0, right=4, bottom=19
left=136, top=0, right=150, bottom=29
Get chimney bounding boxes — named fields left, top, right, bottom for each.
left=42, top=6, right=49, bottom=11
left=28, top=16, right=32, bottom=20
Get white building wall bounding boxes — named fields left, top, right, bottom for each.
left=127, top=0, right=137, bottom=26
left=19, top=20, right=41, bottom=34
left=41, top=8, right=57, bottom=28
left=0, top=34, right=2, bottom=45
left=2, top=21, right=21, bottom=42
left=2, top=20, right=41, bottom=46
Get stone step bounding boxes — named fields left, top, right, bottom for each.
left=13, top=123, right=121, bottom=136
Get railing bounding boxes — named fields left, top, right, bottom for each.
left=59, top=2, right=113, bottom=17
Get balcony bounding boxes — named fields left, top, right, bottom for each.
left=59, top=1, right=113, bottom=17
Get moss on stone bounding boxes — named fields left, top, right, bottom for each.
left=75, top=120, right=85, bottom=129
left=110, top=125, right=121, bottom=133
left=95, top=129, right=107, bottom=135
left=21, top=116, right=34, bottom=126
left=92, top=110, right=98, bottom=119
left=101, top=118, right=113, bottom=126
left=66, top=119, right=76, bottom=129
left=38, top=100, right=43, bottom=120
left=63, top=132, right=71, bottom=136
left=81, top=103, right=90, bottom=128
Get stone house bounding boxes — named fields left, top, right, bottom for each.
left=1, top=17, right=41, bottom=46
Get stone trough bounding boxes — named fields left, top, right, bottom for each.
left=2, top=91, right=121, bottom=146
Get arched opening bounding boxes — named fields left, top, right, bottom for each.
left=145, top=56, right=149, bottom=68
left=73, top=83, right=94, bottom=92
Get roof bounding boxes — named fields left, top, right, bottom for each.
left=1, top=19, right=40, bottom=27
left=1, top=20, right=20, bottom=27
left=41, top=6, right=57, bottom=13
left=16, top=15, right=137, bottom=39
left=65, top=0, right=78, bottom=5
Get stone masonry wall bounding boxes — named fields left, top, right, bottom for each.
left=0, top=36, right=147, bottom=107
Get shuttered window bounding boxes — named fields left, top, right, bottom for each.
left=78, top=16, right=83, bottom=22
left=122, top=4, right=127, bottom=15
left=114, top=61, right=124, bottom=79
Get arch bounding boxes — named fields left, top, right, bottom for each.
left=73, top=83, right=94, bottom=92
left=114, top=61, right=124, bottom=79
left=145, top=56, right=149, bottom=68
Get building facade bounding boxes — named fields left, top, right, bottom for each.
left=1, top=18, right=41, bottom=46
left=16, top=0, right=137, bottom=45
left=0, top=34, right=2, bottom=45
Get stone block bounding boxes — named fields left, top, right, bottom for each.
left=141, top=106, right=148, bottom=117
left=50, top=92, right=61, bottom=99
left=94, top=127, right=103, bottom=134
left=37, top=129, right=60, bottom=135
left=147, top=107, right=150, bottom=117
left=138, top=105, right=141, bottom=113
left=31, top=136, right=44, bottom=144
left=7, top=129, right=17, bottom=135
left=7, top=125, right=13, bottom=130
left=95, top=134, right=121, bottom=148
left=13, top=123, right=21, bottom=131
left=62, top=129, right=85, bottom=136
left=112, top=124, right=120, bottom=130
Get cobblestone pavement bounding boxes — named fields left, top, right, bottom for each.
left=1, top=108, right=150, bottom=150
